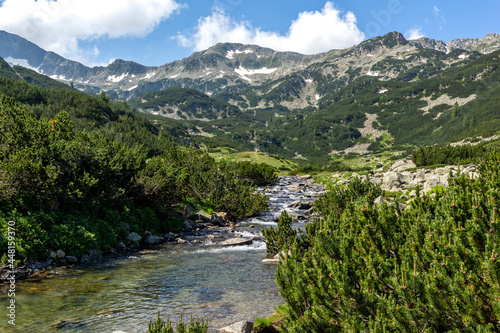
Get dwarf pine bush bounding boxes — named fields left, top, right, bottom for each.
left=275, top=153, right=500, bottom=331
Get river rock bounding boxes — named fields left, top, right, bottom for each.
left=55, top=249, right=65, bottom=258
left=49, top=250, right=57, bottom=259
left=115, top=242, right=127, bottom=251
left=220, top=321, right=254, bottom=333
left=80, top=250, right=103, bottom=265
left=64, top=256, right=79, bottom=264
left=163, top=232, right=179, bottom=241
left=288, top=200, right=312, bottom=210
left=287, top=212, right=307, bottom=221
left=262, top=257, right=279, bottom=264
left=142, top=235, right=164, bottom=246
left=52, top=319, right=85, bottom=329
left=177, top=238, right=187, bottom=244
left=194, top=210, right=212, bottom=223
left=216, top=212, right=229, bottom=224
left=184, top=220, right=194, bottom=230
left=126, top=232, right=142, bottom=243
left=219, top=238, right=253, bottom=246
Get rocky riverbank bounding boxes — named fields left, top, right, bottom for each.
left=0, top=176, right=325, bottom=285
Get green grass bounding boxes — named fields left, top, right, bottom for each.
left=210, top=151, right=298, bottom=170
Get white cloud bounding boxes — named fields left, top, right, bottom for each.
left=178, top=2, right=365, bottom=54
left=0, top=0, right=184, bottom=65
left=433, top=6, right=440, bottom=15
left=405, top=27, right=425, bottom=40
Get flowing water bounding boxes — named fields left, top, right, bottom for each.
left=0, top=176, right=322, bottom=332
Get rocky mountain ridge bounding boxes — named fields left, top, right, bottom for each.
left=1, top=30, right=499, bottom=102
left=1, top=30, right=500, bottom=163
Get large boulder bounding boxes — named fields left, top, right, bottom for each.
left=382, top=172, right=401, bottom=190
left=220, top=321, right=254, bottom=333
left=390, top=159, right=416, bottom=172
left=194, top=210, right=212, bottom=223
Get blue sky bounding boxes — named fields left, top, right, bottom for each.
left=0, top=0, right=498, bottom=67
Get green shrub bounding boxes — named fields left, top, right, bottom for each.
left=262, top=211, right=297, bottom=255
left=275, top=152, right=500, bottom=331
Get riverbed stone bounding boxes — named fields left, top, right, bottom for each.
left=64, top=256, right=79, bottom=264
left=115, top=242, right=127, bottom=251
left=80, top=250, right=103, bottom=265
left=220, top=321, right=254, bottom=333
left=288, top=200, right=312, bottom=210
left=163, top=232, right=179, bottom=241
left=126, top=232, right=142, bottom=243
left=56, top=250, right=65, bottom=258
left=184, top=220, right=194, bottom=230
left=219, top=238, right=253, bottom=246
left=216, top=212, right=229, bottom=224
left=262, top=258, right=279, bottom=264
left=142, top=235, right=164, bottom=246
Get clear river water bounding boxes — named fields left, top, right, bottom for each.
left=0, top=176, right=321, bottom=332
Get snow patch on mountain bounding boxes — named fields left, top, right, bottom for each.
left=107, top=73, right=128, bottom=82
left=234, top=66, right=277, bottom=81
left=226, top=49, right=253, bottom=59
left=142, top=72, right=156, bottom=80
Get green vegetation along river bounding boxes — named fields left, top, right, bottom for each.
left=0, top=176, right=322, bottom=332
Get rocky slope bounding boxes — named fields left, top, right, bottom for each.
left=1, top=30, right=498, bottom=102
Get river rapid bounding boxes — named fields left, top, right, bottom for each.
left=0, top=176, right=324, bottom=332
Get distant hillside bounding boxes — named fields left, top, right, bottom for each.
left=129, top=87, right=240, bottom=120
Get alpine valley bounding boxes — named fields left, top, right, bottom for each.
left=1, top=30, right=500, bottom=163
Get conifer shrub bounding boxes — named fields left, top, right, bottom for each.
left=263, top=211, right=298, bottom=255
left=411, top=143, right=494, bottom=167
left=275, top=153, right=500, bottom=331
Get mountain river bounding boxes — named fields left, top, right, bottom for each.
left=0, top=176, right=324, bottom=332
